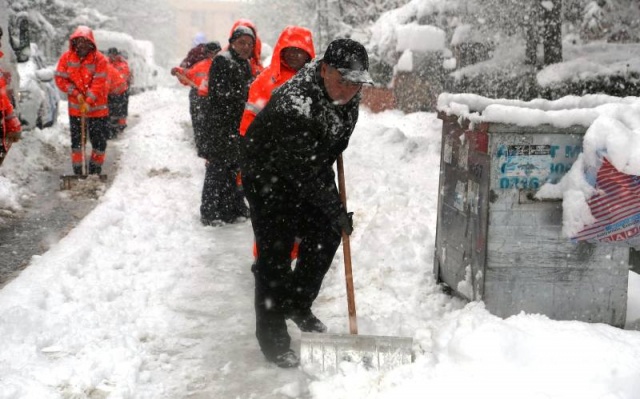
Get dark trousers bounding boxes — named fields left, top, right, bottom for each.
left=108, top=94, right=128, bottom=138
left=200, top=160, right=248, bottom=223
left=243, top=171, right=341, bottom=359
left=108, top=94, right=128, bottom=119
left=189, top=89, right=209, bottom=156
left=70, top=116, right=108, bottom=152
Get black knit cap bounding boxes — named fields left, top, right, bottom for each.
left=323, top=38, right=374, bottom=85
left=205, top=41, right=221, bottom=53
left=229, top=26, right=255, bottom=44
left=107, top=47, right=119, bottom=55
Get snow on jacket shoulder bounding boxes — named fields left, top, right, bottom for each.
left=239, top=25, right=315, bottom=136
left=241, top=60, right=360, bottom=222
left=55, top=26, right=109, bottom=118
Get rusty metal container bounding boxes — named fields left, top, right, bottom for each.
left=434, top=101, right=629, bottom=327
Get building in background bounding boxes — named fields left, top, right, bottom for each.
left=168, top=0, right=243, bottom=61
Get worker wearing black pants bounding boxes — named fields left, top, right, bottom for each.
left=243, top=171, right=341, bottom=362
left=189, top=88, right=209, bottom=156
left=69, top=116, right=108, bottom=175
left=200, top=160, right=247, bottom=224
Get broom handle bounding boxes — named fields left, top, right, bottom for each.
left=80, top=112, right=87, bottom=175
left=337, top=154, right=358, bottom=335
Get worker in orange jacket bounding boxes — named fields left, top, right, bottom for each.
left=106, top=47, right=131, bottom=139
left=239, top=26, right=314, bottom=136
left=171, top=41, right=221, bottom=154
left=55, top=26, right=109, bottom=175
left=0, top=27, right=22, bottom=166
left=239, top=25, right=315, bottom=260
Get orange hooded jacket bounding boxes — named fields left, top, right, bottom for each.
left=239, top=26, right=315, bottom=136
left=173, top=57, right=213, bottom=96
left=110, top=55, right=131, bottom=87
left=228, top=19, right=264, bottom=77
left=106, top=62, right=128, bottom=96
left=55, top=26, right=109, bottom=118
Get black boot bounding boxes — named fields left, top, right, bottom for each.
left=267, top=349, right=299, bottom=368
left=288, top=309, right=327, bottom=333
left=88, top=163, right=102, bottom=175
left=73, top=165, right=83, bottom=176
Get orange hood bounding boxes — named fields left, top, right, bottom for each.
left=68, top=25, right=97, bottom=51
left=270, top=26, right=315, bottom=77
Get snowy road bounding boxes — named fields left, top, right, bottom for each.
left=0, top=87, right=638, bottom=398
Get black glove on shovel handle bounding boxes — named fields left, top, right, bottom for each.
left=337, top=211, right=354, bottom=236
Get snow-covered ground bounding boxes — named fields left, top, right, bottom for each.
left=0, top=87, right=638, bottom=398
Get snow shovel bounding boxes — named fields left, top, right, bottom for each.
left=60, top=112, right=108, bottom=190
left=299, top=154, right=413, bottom=373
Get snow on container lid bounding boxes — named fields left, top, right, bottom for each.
left=437, top=92, right=640, bottom=129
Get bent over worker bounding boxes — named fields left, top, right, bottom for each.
left=55, top=26, right=109, bottom=175
left=241, top=38, right=374, bottom=368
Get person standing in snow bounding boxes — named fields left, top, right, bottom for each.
left=0, top=26, right=22, bottom=167
left=171, top=41, right=221, bottom=155
left=239, top=25, right=315, bottom=261
left=199, top=26, right=255, bottom=225
left=55, top=26, right=109, bottom=175
left=105, top=47, right=130, bottom=139
left=241, top=38, right=374, bottom=367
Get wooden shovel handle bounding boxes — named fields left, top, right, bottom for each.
left=337, top=154, right=358, bottom=335
left=80, top=113, right=87, bottom=176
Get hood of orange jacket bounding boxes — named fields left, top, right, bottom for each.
left=270, top=26, right=315, bottom=81
left=68, top=25, right=98, bottom=52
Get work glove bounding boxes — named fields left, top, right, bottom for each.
left=77, top=94, right=89, bottom=114
left=170, top=67, right=179, bottom=76
left=335, top=211, right=354, bottom=236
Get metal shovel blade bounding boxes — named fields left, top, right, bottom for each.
left=300, top=332, right=413, bottom=373
left=59, top=174, right=108, bottom=190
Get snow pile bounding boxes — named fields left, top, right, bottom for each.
left=395, top=24, right=446, bottom=53
left=538, top=42, right=640, bottom=87
left=368, top=0, right=457, bottom=65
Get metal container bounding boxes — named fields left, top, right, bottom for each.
left=434, top=110, right=628, bottom=327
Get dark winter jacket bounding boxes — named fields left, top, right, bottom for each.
left=201, top=48, right=253, bottom=163
left=241, top=59, right=360, bottom=222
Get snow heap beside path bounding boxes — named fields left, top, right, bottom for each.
left=438, top=93, right=640, bottom=238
